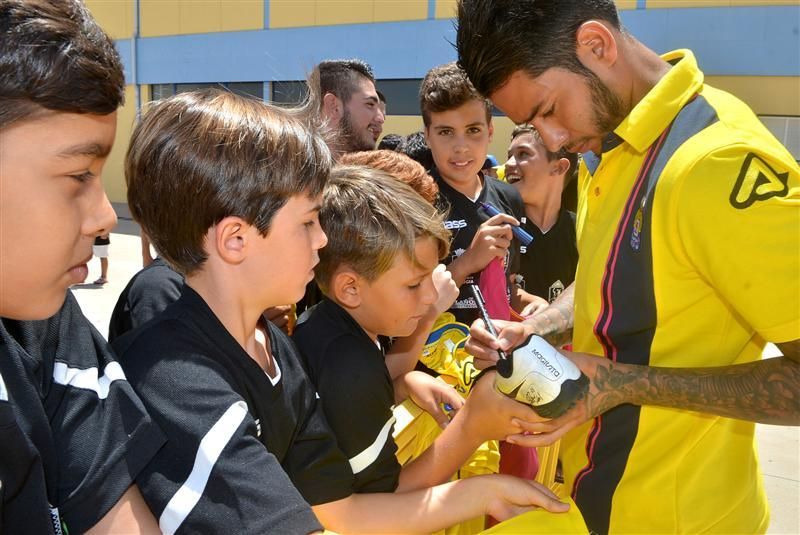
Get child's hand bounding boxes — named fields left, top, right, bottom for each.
left=398, top=371, right=464, bottom=429
left=462, top=213, right=516, bottom=274
left=457, top=370, right=548, bottom=441
left=431, top=264, right=459, bottom=315
left=483, top=474, right=569, bottom=520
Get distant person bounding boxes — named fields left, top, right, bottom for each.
left=504, top=125, right=579, bottom=307
left=398, top=130, right=435, bottom=172
left=306, top=58, right=385, bottom=157
left=482, top=154, right=499, bottom=179
left=93, top=232, right=111, bottom=285
left=377, top=132, right=403, bottom=151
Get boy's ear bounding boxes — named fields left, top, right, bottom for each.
left=575, top=20, right=618, bottom=71
left=213, top=216, right=249, bottom=265
left=322, top=92, right=344, bottom=124
left=487, top=119, right=494, bottom=143
left=552, top=157, right=571, bottom=178
left=331, top=268, right=362, bottom=308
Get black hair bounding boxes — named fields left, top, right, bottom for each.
left=398, top=131, right=435, bottom=172
left=317, top=58, right=375, bottom=105
left=377, top=133, right=403, bottom=151
left=0, top=0, right=124, bottom=129
left=456, top=0, right=620, bottom=96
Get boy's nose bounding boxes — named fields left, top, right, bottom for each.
left=86, top=185, right=117, bottom=238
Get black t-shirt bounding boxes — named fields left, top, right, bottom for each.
left=0, top=292, right=165, bottom=535
left=113, top=286, right=353, bottom=534
left=108, top=257, right=184, bottom=342
left=293, top=298, right=400, bottom=494
left=517, top=210, right=579, bottom=303
left=433, top=169, right=525, bottom=324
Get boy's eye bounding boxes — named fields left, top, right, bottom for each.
left=69, top=171, right=93, bottom=183
left=543, top=105, right=555, bottom=118
left=467, top=127, right=482, bottom=134
left=438, top=129, right=452, bottom=136
left=408, top=283, right=421, bottom=290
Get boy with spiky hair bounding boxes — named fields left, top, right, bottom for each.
left=420, top=62, right=531, bottom=325
left=294, top=165, right=568, bottom=530
left=117, top=90, right=565, bottom=534
left=0, top=0, right=164, bottom=532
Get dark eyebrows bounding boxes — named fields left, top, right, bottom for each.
left=364, top=95, right=379, bottom=104
left=57, top=142, right=111, bottom=159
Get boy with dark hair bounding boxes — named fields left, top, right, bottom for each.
left=505, top=125, right=579, bottom=307
left=309, top=58, right=385, bottom=155
left=117, top=89, right=564, bottom=533
left=458, top=1, right=800, bottom=533
left=420, top=61, right=529, bottom=325
left=294, top=165, right=568, bottom=528
left=0, top=0, right=164, bottom=532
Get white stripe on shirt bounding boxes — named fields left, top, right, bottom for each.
left=159, top=401, right=248, bottom=534
left=348, top=414, right=396, bottom=475
left=52, top=361, right=126, bottom=400
left=0, top=371, right=7, bottom=401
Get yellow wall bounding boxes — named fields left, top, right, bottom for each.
left=85, top=0, right=134, bottom=39
left=270, top=0, right=427, bottom=29
left=140, top=0, right=263, bottom=38
left=436, top=0, right=638, bottom=18
left=706, top=76, right=800, bottom=116
left=648, top=1, right=798, bottom=8
left=104, top=86, right=138, bottom=204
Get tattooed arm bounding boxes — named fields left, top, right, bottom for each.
left=523, top=282, right=574, bottom=348
left=503, top=339, right=800, bottom=447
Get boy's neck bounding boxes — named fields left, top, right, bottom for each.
left=440, top=171, right=483, bottom=201
left=329, top=295, right=380, bottom=344
left=187, top=272, right=273, bottom=369
left=522, top=187, right=563, bottom=232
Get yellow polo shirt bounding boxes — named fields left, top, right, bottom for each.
left=564, top=49, right=800, bottom=534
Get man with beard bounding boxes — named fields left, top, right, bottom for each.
left=311, top=59, right=385, bottom=157
left=456, top=1, right=800, bottom=534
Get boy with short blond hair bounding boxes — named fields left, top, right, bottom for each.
left=294, top=165, right=568, bottom=529
left=117, top=90, right=565, bottom=534
left=420, top=62, right=528, bottom=324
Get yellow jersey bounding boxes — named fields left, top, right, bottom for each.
left=565, top=49, right=800, bottom=534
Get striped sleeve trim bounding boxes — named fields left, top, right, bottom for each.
left=159, top=401, right=248, bottom=534
left=52, top=361, right=126, bottom=400
left=0, top=371, right=7, bottom=401
left=348, top=414, right=396, bottom=475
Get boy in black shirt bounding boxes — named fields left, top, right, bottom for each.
left=505, top=125, right=579, bottom=307
left=0, top=1, right=164, bottom=532
left=117, top=90, right=566, bottom=533
left=295, top=165, right=569, bottom=528
left=420, top=62, right=536, bottom=324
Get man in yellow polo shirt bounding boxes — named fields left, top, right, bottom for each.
left=456, top=0, right=800, bottom=533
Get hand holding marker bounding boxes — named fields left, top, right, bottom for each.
left=479, top=202, right=534, bottom=246
left=470, top=284, right=589, bottom=418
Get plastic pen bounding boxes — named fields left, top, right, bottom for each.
left=479, top=202, right=534, bottom=246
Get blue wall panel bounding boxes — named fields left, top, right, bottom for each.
left=117, top=6, right=799, bottom=85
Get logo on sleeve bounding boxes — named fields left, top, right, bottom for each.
left=729, top=153, right=789, bottom=209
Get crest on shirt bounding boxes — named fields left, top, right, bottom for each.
left=729, top=152, right=789, bottom=209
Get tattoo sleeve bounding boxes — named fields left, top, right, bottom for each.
left=587, top=343, right=800, bottom=425
left=526, top=282, right=574, bottom=347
